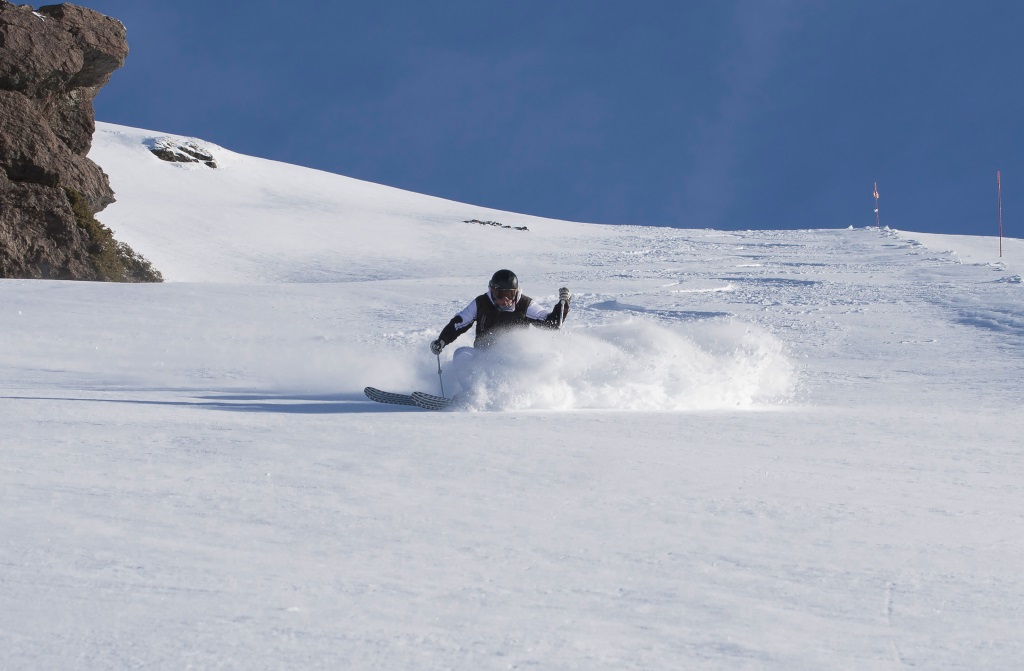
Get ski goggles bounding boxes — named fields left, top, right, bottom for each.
left=492, top=289, right=518, bottom=303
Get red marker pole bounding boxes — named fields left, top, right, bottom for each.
left=874, top=182, right=880, bottom=228
left=997, top=171, right=1003, bottom=258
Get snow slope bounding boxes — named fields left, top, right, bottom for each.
left=1, top=123, right=1022, bottom=669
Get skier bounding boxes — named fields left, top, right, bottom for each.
left=363, top=270, right=571, bottom=409
left=429, top=269, right=571, bottom=364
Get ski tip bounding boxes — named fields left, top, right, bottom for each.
left=365, top=387, right=456, bottom=410
left=364, top=387, right=418, bottom=406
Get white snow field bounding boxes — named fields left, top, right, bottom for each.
left=1, top=123, right=1022, bottom=670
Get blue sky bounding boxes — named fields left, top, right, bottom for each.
left=81, top=1, right=1019, bottom=236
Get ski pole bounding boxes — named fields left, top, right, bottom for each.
left=436, top=352, right=446, bottom=397
left=556, top=287, right=570, bottom=329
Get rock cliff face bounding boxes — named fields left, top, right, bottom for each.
left=0, top=2, right=159, bottom=281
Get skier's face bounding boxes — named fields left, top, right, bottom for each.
left=492, top=288, right=517, bottom=309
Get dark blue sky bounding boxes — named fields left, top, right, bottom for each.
left=81, top=1, right=1019, bottom=236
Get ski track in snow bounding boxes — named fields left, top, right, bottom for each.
left=0, top=124, right=1022, bottom=670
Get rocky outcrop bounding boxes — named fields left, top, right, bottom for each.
left=149, top=137, right=218, bottom=168
left=465, top=219, right=529, bottom=232
left=0, top=2, right=160, bottom=281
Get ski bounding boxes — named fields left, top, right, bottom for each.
left=364, top=386, right=417, bottom=406
left=411, top=391, right=453, bottom=411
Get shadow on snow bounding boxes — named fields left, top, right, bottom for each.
left=1, top=392, right=420, bottom=414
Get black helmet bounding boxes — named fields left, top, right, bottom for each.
left=488, top=269, right=519, bottom=311
left=488, top=269, right=519, bottom=291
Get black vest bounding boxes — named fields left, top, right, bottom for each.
left=473, top=293, right=534, bottom=349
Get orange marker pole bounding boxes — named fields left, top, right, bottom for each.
left=873, top=182, right=880, bottom=228
left=997, top=171, right=1003, bottom=258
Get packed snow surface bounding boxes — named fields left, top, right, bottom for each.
left=1, top=122, right=1022, bottom=669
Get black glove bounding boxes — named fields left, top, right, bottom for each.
left=430, top=338, right=445, bottom=355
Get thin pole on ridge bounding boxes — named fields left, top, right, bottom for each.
left=997, top=171, right=1003, bottom=258
left=873, top=181, right=880, bottom=228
